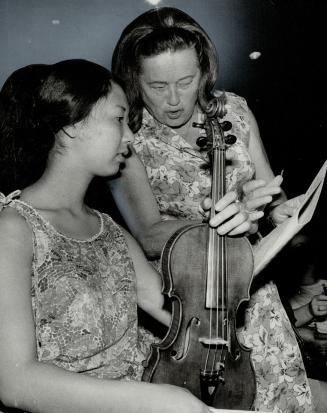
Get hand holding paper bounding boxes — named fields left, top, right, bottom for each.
left=254, top=160, right=327, bottom=276
left=270, top=193, right=306, bottom=225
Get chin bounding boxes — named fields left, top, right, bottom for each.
left=165, top=117, right=189, bottom=129
left=97, top=165, right=121, bottom=178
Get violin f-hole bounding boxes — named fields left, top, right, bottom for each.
left=172, top=317, right=200, bottom=360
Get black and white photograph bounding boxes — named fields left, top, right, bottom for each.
left=0, top=1, right=326, bottom=412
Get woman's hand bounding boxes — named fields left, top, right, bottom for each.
left=200, top=176, right=284, bottom=236
left=201, top=191, right=254, bottom=236
left=269, top=194, right=305, bottom=225
left=242, top=175, right=283, bottom=214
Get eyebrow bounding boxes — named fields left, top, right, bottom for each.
left=148, top=74, right=195, bottom=84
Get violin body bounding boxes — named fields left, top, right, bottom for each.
left=142, top=223, right=256, bottom=409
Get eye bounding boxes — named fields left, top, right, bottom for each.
left=178, top=79, right=193, bottom=88
left=117, top=117, right=124, bottom=123
left=150, top=84, right=166, bottom=90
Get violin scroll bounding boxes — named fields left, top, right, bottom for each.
left=193, top=97, right=236, bottom=150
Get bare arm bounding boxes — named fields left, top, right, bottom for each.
left=0, top=209, right=209, bottom=413
left=120, top=226, right=171, bottom=327
left=247, top=109, right=286, bottom=206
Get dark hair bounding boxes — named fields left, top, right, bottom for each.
left=0, top=59, right=114, bottom=193
left=112, top=7, right=218, bottom=132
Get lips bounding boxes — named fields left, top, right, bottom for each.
left=166, top=109, right=183, bottom=119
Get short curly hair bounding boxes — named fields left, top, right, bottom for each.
left=112, top=7, right=218, bottom=132
left=0, top=59, right=115, bottom=193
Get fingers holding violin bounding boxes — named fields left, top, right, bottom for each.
left=246, top=195, right=273, bottom=211
left=249, top=209, right=264, bottom=221
left=212, top=191, right=238, bottom=212
left=242, top=178, right=283, bottom=211
left=214, top=212, right=251, bottom=236
left=209, top=200, right=250, bottom=235
left=201, top=191, right=264, bottom=236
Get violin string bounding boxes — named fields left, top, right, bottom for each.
left=213, top=234, right=220, bottom=374
left=214, top=148, right=221, bottom=374
left=212, top=232, right=219, bottom=374
left=222, top=150, right=228, bottom=371
left=210, top=148, right=225, bottom=375
left=221, top=150, right=226, bottom=348
left=220, top=151, right=225, bottom=374
left=216, top=149, right=227, bottom=374
left=204, top=235, right=214, bottom=371
left=205, top=145, right=219, bottom=373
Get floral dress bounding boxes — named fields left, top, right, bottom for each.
left=0, top=191, right=153, bottom=382
left=133, top=92, right=313, bottom=412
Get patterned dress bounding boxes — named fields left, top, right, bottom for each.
left=0, top=192, right=152, bottom=382
left=133, top=92, right=313, bottom=412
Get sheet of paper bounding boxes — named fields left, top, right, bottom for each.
left=253, top=159, right=327, bottom=276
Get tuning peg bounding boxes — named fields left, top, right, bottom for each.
left=220, top=121, right=232, bottom=132
left=192, top=122, right=205, bottom=129
left=196, top=136, right=208, bottom=148
left=225, top=134, right=237, bottom=145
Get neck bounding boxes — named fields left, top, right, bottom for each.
left=22, top=158, right=93, bottom=212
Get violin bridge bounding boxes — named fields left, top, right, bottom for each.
left=198, top=337, right=228, bottom=347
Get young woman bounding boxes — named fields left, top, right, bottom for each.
left=0, top=60, right=213, bottom=413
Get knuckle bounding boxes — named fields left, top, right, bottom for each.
left=241, top=210, right=249, bottom=221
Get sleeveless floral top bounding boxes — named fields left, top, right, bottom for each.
left=133, top=92, right=313, bottom=412
left=0, top=191, right=152, bottom=381
left=134, top=92, right=255, bottom=221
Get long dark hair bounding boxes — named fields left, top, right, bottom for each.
left=0, top=59, right=114, bottom=194
left=112, top=7, right=218, bottom=132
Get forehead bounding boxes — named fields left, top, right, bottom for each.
left=139, top=48, right=200, bottom=81
left=92, top=83, right=128, bottom=116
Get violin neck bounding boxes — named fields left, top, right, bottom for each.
left=206, top=146, right=227, bottom=309
left=210, top=147, right=226, bottom=220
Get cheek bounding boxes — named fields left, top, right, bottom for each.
left=180, top=87, right=199, bottom=113
left=142, top=90, right=165, bottom=114
left=184, top=83, right=200, bottom=100
left=92, top=128, right=120, bottom=155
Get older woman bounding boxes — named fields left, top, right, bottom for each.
left=108, top=7, right=325, bottom=412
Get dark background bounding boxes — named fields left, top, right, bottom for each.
left=1, top=0, right=326, bottom=197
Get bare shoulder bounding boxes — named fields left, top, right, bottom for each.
left=0, top=207, right=33, bottom=253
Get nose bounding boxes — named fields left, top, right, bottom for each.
left=122, top=123, right=134, bottom=146
left=167, top=85, right=180, bottom=106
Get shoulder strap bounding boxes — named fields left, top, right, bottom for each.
left=0, top=190, right=21, bottom=211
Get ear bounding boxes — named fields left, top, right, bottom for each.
left=61, top=124, right=78, bottom=139
left=54, top=127, right=76, bottom=150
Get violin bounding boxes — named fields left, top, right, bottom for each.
left=142, top=97, right=256, bottom=409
